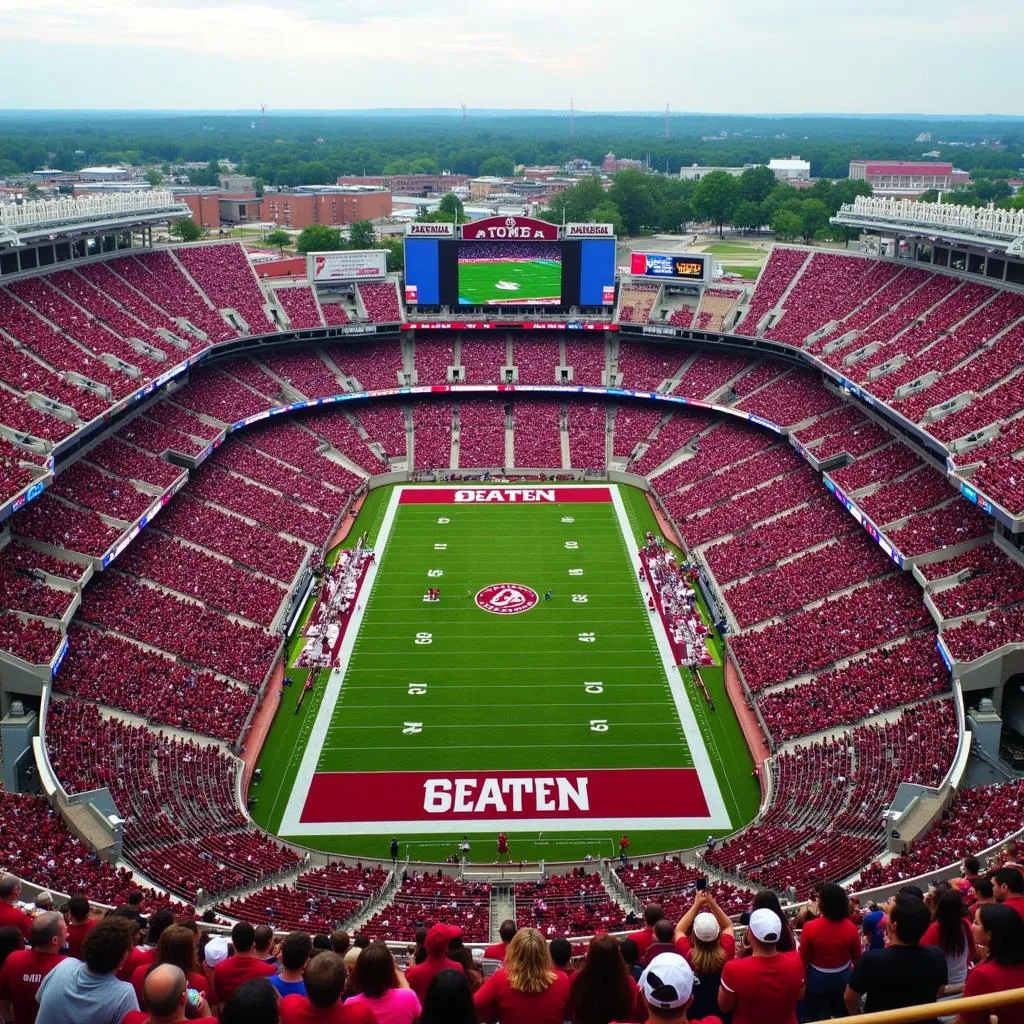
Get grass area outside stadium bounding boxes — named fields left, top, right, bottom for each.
left=249, top=482, right=760, bottom=864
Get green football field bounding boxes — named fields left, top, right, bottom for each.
left=250, top=484, right=759, bottom=863
left=458, top=259, right=562, bottom=305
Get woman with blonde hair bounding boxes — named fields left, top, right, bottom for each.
left=674, top=890, right=736, bottom=1021
left=473, top=926, right=571, bottom=1024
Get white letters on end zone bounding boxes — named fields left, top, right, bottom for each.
left=423, top=776, right=590, bottom=815
left=454, top=488, right=556, bottom=503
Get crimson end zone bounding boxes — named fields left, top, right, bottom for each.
left=277, top=484, right=731, bottom=837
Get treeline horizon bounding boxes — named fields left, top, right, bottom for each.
left=0, top=112, right=1020, bottom=186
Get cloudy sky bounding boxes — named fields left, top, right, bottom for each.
left=1, top=0, right=1019, bottom=114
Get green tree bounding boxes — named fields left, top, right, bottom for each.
left=253, top=177, right=265, bottom=197
left=737, top=165, right=777, bottom=206
left=438, top=193, right=466, bottom=221
left=379, top=238, right=404, bottom=273
left=607, top=170, right=656, bottom=235
left=144, top=168, right=164, bottom=187
left=733, top=200, right=763, bottom=234
left=347, top=220, right=376, bottom=250
left=295, top=224, right=343, bottom=254
left=694, top=170, right=739, bottom=237
left=479, top=155, right=514, bottom=177
left=189, top=159, right=223, bottom=187
left=589, top=201, right=626, bottom=237
left=771, top=208, right=803, bottom=240
left=265, top=228, right=290, bottom=253
left=798, top=198, right=831, bottom=242
left=169, top=218, right=201, bottom=242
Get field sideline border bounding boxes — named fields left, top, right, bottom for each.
left=277, top=483, right=730, bottom=837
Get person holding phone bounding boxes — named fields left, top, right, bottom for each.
left=122, top=964, right=216, bottom=1023
left=673, top=890, right=736, bottom=1022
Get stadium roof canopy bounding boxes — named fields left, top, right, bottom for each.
left=833, top=195, right=1024, bottom=255
left=0, top=191, right=191, bottom=249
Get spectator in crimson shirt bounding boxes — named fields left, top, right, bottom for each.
left=799, top=883, right=862, bottom=1020
left=405, top=923, right=464, bottom=1001
left=117, top=910, right=174, bottom=983
left=960, top=903, right=1024, bottom=1024
left=719, top=909, right=804, bottom=1024
left=122, top=963, right=216, bottom=1024
left=279, top=951, right=376, bottom=1024
left=213, top=922, right=276, bottom=1005
left=130, top=925, right=211, bottom=1008
left=0, top=911, right=66, bottom=1024
left=483, top=920, right=517, bottom=962
left=0, top=875, right=32, bottom=943
left=992, top=866, right=1024, bottom=918
left=473, top=927, right=570, bottom=1024
left=628, top=906, right=665, bottom=958
left=65, top=894, right=96, bottom=961
left=643, top=921, right=679, bottom=966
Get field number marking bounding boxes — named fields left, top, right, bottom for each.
left=584, top=681, right=604, bottom=694
left=578, top=632, right=596, bottom=643
left=414, top=632, right=433, bottom=645
left=590, top=720, right=609, bottom=732
left=572, top=594, right=588, bottom=603
left=402, top=722, right=423, bottom=734
left=408, top=683, right=428, bottom=695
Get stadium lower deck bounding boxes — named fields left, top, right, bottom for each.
left=4, top=234, right=1024, bottom=938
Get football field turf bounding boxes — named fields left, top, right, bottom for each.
left=252, top=484, right=759, bottom=863
left=458, top=259, right=562, bottom=305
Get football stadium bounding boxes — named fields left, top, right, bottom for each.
left=2, top=183, right=1024, bottom=1018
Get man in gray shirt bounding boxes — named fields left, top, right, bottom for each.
left=36, top=915, right=139, bottom=1024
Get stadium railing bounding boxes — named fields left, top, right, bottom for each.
left=806, top=989, right=1024, bottom=1024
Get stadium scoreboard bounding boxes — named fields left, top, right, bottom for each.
left=404, top=216, right=616, bottom=308
left=630, top=251, right=711, bottom=285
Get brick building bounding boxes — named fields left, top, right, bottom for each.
left=848, top=160, right=969, bottom=196
left=336, top=174, right=467, bottom=195
left=260, top=187, right=391, bottom=228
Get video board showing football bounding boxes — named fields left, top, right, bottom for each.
left=457, top=242, right=563, bottom=306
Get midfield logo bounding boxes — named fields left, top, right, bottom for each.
left=475, top=583, right=538, bottom=615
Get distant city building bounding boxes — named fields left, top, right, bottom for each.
left=171, top=189, right=262, bottom=228
left=469, top=176, right=508, bottom=198
left=219, top=174, right=256, bottom=193
left=848, top=160, right=968, bottom=196
left=768, top=156, right=811, bottom=181
left=678, top=164, right=756, bottom=181
left=563, top=158, right=595, bottom=173
left=601, top=153, right=644, bottom=173
left=78, top=166, right=133, bottom=182
left=336, top=173, right=469, bottom=196
left=260, top=187, right=391, bottom=228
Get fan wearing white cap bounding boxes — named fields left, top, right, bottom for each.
left=719, top=909, right=805, bottom=1024
left=618, top=952, right=722, bottom=1024
left=672, top=890, right=736, bottom=1021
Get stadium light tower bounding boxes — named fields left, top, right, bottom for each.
left=665, top=102, right=670, bottom=139
left=260, top=103, right=267, bottom=129
left=461, top=102, right=467, bottom=124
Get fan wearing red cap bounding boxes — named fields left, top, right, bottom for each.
left=405, top=923, right=465, bottom=1001
left=611, top=952, right=722, bottom=1024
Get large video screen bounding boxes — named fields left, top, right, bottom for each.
left=630, top=251, right=710, bottom=284
left=457, top=242, right=563, bottom=306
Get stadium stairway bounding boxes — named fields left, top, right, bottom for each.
left=489, top=884, right=515, bottom=942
